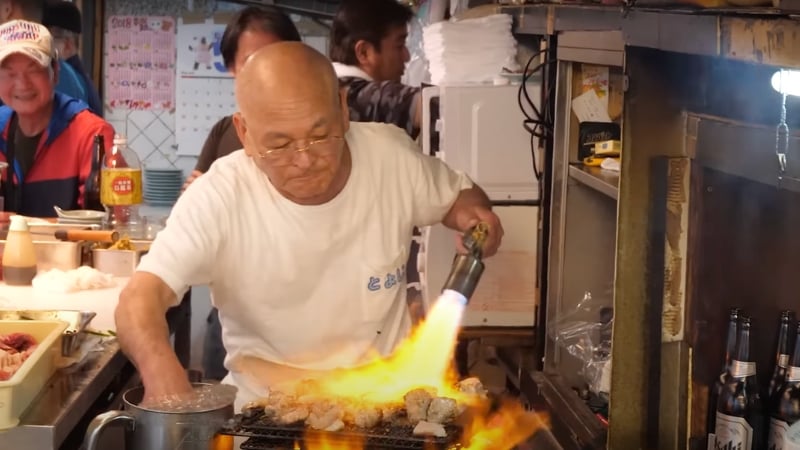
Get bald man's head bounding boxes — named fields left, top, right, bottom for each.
left=232, top=41, right=352, bottom=205
left=235, top=42, right=340, bottom=117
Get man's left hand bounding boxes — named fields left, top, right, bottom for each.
left=456, top=206, right=503, bottom=258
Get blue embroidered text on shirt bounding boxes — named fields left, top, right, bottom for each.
left=396, top=264, right=406, bottom=281
left=384, top=273, right=397, bottom=289
left=367, top=276, right=381, bottom=291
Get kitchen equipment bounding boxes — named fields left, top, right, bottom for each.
left=0, top=319, right=69, bottom=429
left=421, top=83, right=542, bottom=202
left=0, top=310, right=96, bottom=356
left=52, top=206, right=106, bottom=221
left=441, top=223, right=489, bottom=303
left=0, top=240, right=83, bottom=272
left=84, top=383, right=234, bottom=450
left=220, top=409, right=461, bottom=450
left=92, top=248, right=146, bottom=277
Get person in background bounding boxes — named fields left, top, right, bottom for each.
left=0, top=0, right=89, bottom=107
left=115, top=42, right=503, bottom=411
left=42, top=1, right=103, bottom=116
left=0, top=20, right=114, bottom=217
left=180, top=5, right=303, bottom=382
left=330, top=0, right=422, bottom=139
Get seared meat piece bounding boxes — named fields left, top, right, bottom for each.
left=344, top=405, right=382, bottom=429
left=412, top=420, right=447, bottom=438
left=242, top=399, right=268, bottom=418
left=306, top=402, right=344, bottom=431
left=276, top=406, right=309, bottom=425
left=379, top=403, right=404, bottom=423
left=263, top=391, right=299, bottom=419
left=426, top=397, right=458, bottom=424
left=404, top=388, right=435, bottom=424
left=456, top=377, right=488, bottom=397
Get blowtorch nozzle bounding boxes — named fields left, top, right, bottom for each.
left=441, top=223, right=490, bottom=304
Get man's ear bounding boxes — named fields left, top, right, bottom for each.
left=232, top=112, right=253, bottom=156
left=353, top=39, right=372, bottom=67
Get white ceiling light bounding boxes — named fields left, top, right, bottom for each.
left=772, top=69, right=800, bottom=97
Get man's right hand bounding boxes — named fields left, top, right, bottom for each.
left=140, top=363, right=194, bottom=408
left=182, top=170, right=203, bottom=193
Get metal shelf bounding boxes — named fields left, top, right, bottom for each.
left=568, top=165, right=620, bottom=200
left=503, top=4, right=800, bottom=69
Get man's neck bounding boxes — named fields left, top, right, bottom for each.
left=16, top=105, right=53, bottom=137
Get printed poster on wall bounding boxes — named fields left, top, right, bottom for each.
left=105, top=16, right=176, bottom=110
left=175, top=17, right=236, bottom=156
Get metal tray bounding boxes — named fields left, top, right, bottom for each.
left=0, top=310, right=96, bottom=356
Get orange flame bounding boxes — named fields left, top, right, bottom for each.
left=279, top=290, right=549, bottom=449
left=459, top=400, right=551, bottom=450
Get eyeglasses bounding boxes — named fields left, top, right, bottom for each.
left=256, top=136, right=345, bottom=161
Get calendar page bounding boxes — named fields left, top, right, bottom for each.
left=175, top=17, right=236, bottom=156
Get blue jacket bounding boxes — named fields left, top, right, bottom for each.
left=56, top=59, right=88, bottom=105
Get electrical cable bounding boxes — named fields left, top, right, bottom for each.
left=518, top=45, right=555, bottom=182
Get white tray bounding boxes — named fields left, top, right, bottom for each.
left=0, top=320, right=68, bottom=429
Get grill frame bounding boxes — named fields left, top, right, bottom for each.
left=223, top=414, right=463, bottom=450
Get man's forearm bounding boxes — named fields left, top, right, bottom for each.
left=442, top=185, right=492, bottom=231
left=116, top=287, right=185, bottom=386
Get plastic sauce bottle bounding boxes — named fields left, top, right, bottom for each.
left=100, top=134, right=143, bottom=238
left=2, top=215, right=37, bottom=285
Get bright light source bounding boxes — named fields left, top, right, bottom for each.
left=772, top=69, right=800, bottom=97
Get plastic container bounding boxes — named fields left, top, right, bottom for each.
left=101, top=134, right=143, bottom=239
left=2, top=215, right=37, bottom=285
left=0, top=319, right=68, bottom=429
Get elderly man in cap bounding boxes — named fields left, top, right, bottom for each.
left=0, top=20, right=114, bottom=216
left=42, top=1, right=102, bottom=116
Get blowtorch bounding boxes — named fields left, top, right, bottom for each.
left=441, top=222, right=490, bottom=305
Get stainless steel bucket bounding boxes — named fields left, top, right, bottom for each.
left=83, top=383, right=233, bottom=450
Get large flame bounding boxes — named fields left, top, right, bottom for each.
left=306, top=290, right=468, bottom=402
left=280, top=290, right=548, bottom=449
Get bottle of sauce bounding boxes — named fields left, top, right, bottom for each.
left=84, top=134, right=105, bottom=212
left=2, top=215, right=37, bottom=285
left=100, top=134, right=143, bottom=238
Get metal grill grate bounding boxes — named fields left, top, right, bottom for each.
left=225, top=415, right=462, bottom=450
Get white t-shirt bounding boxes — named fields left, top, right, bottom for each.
left=137, top=122, right=472, bottom=405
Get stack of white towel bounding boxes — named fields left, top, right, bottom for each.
left=422, top=14, right=519, bottom=85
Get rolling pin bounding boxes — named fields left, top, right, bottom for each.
left=54, top=229, right=119, bottom=243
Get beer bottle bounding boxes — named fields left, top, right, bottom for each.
left=770, top=311, right=796, bottom=402
left=83, top=134, right=105, bottom=211
left=715, top=316, right=763, bottom=450
left=769, top=321, right=800, bottom=450
left=709, top=308, right=741, bottom=446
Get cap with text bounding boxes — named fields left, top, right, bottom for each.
left=0, top=20, right=56, bottom=68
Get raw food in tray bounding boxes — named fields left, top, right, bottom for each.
left=0, top=331, right=37, bottom=380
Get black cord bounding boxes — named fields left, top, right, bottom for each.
left=518, top=47, right=555, bottom=181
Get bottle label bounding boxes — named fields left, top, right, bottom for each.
left=789, top=366, right=800, bottom=383
left=780, top=354, right=790, bottom=369
left=768, top=417, right=790, bottom=450
left=715, top=412, right=753, bottom=450
left=101, top=168, right=142, bottom=206
left=707, top=433, right=716, bottom=450
left=730, top=360, right=756, bottom=378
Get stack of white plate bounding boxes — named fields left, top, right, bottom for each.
left=144, top=168, right=183, bottom=207
left=53, top=207, right=104, bottom=226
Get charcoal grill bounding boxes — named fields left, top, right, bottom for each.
left=222, top=413, right=462, bottom=450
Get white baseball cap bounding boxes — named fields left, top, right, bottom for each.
left=0, top=20, right=56, bottom=68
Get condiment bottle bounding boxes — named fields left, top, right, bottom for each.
left=101, top=134, right=143, bottom=238
left=2, top=215, right=37, bottom=285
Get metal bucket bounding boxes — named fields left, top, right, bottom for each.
left=83, top=383, right=234, bottom=450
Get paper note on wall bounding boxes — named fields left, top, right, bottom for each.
left=572, top=90, right=612, bottom=123
left=581, top=64, right=610, bottom=111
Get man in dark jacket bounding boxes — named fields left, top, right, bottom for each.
left=42, top=1, right=103, bottom=116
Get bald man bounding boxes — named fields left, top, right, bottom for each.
left=114, top=42, right=502, bottom=410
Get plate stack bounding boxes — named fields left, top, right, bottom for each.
left=423, top=14, right=518, bottom=85
left=143, top=168, right=183, bottom=207
left=55, top=209, right=104, bottom=226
